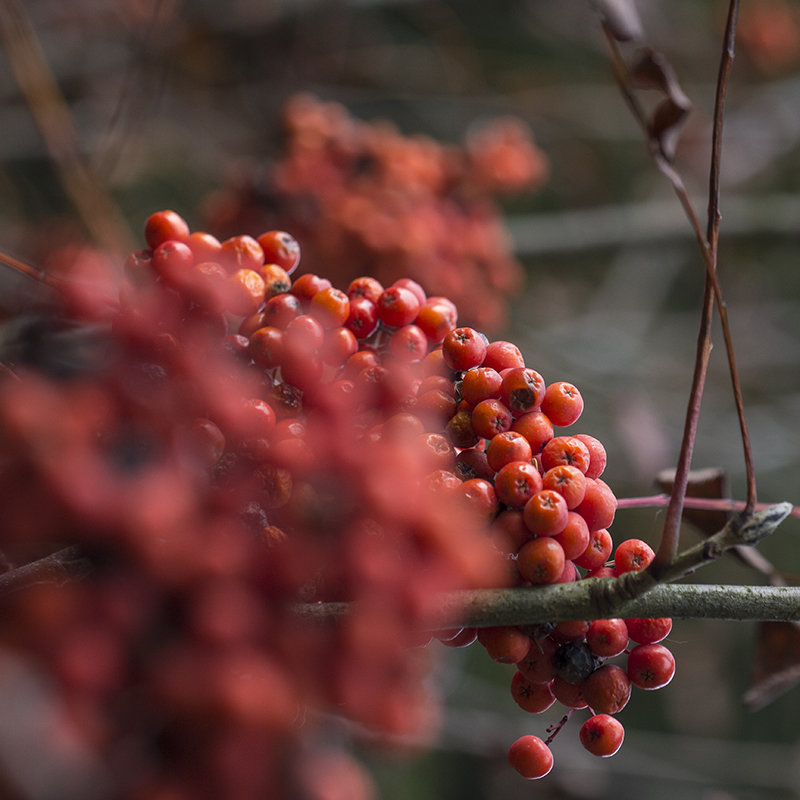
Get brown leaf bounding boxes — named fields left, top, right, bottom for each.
left=592, top=0, right=644, bottom=42
left=744, top=620, right=800, bottom=711
left=629, top=48, right=692, bottom=161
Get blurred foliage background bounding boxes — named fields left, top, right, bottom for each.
left=1, top=0, right=800, bottom=797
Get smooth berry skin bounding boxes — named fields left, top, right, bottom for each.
left=483, top=340, right=525, bottom=372
left=442, top=327, right=488, bottom=371
left=376, top=285, right=421, bottom=328
left=586, top=618, right=629, bottom=658
left=541, top=381, right=583, bottom=427
left=346, top=275, right=384, bottom=303
left=523, top=490, right=569, bottom=537
left=517, top=637, right=559, bottom=684
left=470, top=398, right=513, bottom=440
left=516, top=536, right=566, bottom=585
left=613, top=538, right=655, bottom=576
left=510, top=671, right=556, bottom=714
left=144, top=209, right=189, bottom=249
left=625, top=617, right=672, bottom=644
left=486, top=431, right=532, bottom=473
left=477, top=626, right=531, bottom=664
left=626, top=643, right=676, bottom=690
left=152, top=240, right=194, bottom=286
left=507, top=735, right=553, bottom=780
left=580, top=714, right=625, bottom=757
left=257, top=230, right=301, bottom=274
left=575, top=433, right=607, bottom=478
left=574, top=479, right=617, bottom=532
left=415, top=299, right=457, bottom=343
left=574, top=527, right=613, bottom=571
left=493, top=461, right=543, bottom=508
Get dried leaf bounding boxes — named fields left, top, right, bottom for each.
left=592, top=0, right=644, bottom=42
left=744, top=620, right=800, bottom=711
left=629, top=48, right=692, bottom=161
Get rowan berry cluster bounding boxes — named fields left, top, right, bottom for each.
left=0, top=206, right=676, bottom=794
left=203, top=92, right=548, bottom=332
left=404, top=317, right=678, bottom=776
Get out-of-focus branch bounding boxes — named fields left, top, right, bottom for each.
left=0, top=0, right=134, bottom=258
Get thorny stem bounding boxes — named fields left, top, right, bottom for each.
left=602, top=2, right=755, bottom=572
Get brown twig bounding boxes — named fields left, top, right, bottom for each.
left=0, top=547, right=92, bottom=597
left=601, top=3, right=754, bottom=571
left=0, top=0, right=134, bottom=258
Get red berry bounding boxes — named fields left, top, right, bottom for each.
left=541, top=464, right=586, bottom=509
left=257, top=230, right=301, bottom=274
left=457, top=478, right=499, bottom=522
left=581, top=664, right=631, bottom=715
left=626, top=643, right=675, bottom=690
left=574, top=527, right=613, bottom=571
left=477, top=626, right=531, bottom=664
left=541, top=435, right=591, bottom=474
left=483, top=340, right=525, bottom=372
left=500, top=367, right=545, bottom=416
left=517, top=637, right=559, bottom=683
left=291, top=273, right=332, bottom=305
left=574, top=433, right=607, bottom=478
left=391, top=277, right=426, bottom=306
left=144, top=209, right=189, bottom=249
left=551, top=675, right=588, bottom=709
left=344, top=296, right=379, bottom=339
left=541, top=381, right=584, bottom=427
left=516, top=536, right=566, bottom=585
left=460, top=366, right=502, bottom=407
left=442, top=327, right=488, bottom=371
left=625, top=617, right=672, bottom=645
left=574, top=479, right=617, bottom=531
left=493, top=461, right=543, bottom=508
left=376, top=285, right=421, bottom=328
left=613, top=538, right=655, bottom=576
left=470, top=398, right=513, bottom=440
left=510, top=671, right=556, bottom=714
left=580, top=714, right=625, bottom=757
left=586, top=618, right=629, bottom=658
left=388, top=324, right=429, bottom=362
left=522, top=490, right=569, bottom=537
left=485, top=431, right=532, bottom=472
left=507, top=735, right=553, bottom=780
left=152, top=240, right=194, bottom=286
left=347, top=275, right=384, bottom=303
left=511, top=411, right=554, bottom=454
left=415, top=299, right=457, bottom=343
left=220, top=234, right=264, bottom=272
left=552, top=511, right=590, bottom=561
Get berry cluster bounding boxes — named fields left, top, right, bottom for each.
left=203, top=93, right=548, bottom=332
left=0, top=206, right=675, bottom=795
left=393, top=320, right=678, bottom=775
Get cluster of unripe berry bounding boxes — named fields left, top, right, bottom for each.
left=122, top=209, right=675, bottom=783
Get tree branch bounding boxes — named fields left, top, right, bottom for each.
left=295, top=503, right=794, bottom=629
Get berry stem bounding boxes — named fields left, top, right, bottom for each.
left=544, top=709, right=573, bottom=746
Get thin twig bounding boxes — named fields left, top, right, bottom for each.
left=601, top=5, right=755, bottom=571
left=0, top=0, right=134, bottom=258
